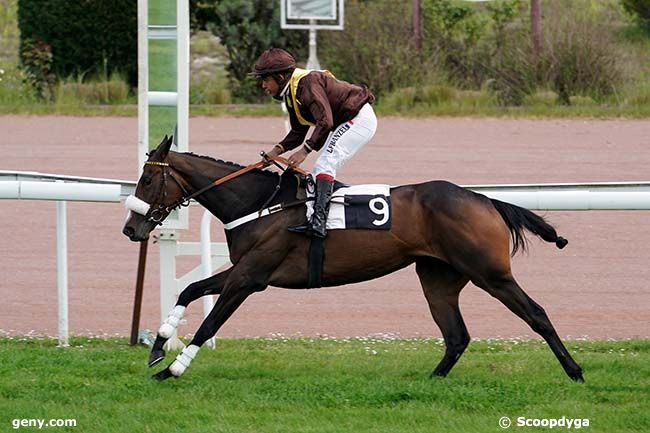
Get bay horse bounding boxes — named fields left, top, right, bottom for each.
left=122, top=136, right=583, bottom=382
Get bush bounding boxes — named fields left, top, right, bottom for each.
left=0, top=64, right=37, bottom=106
left=421, top=0, right=492, bottom=88
left=320, top=0, right=445, bottom=96
left=17, top=0, right=137, bottom=87
left=20, top=39, right=56, bottom=100
left=537, top=0, right=626, bottom=104
left=0, top=0, right=20, bottom=61
left=54, top=73, right=131, bottom=105
left=194, top=0, right=307, bottom=102
left=622, top=0, right=650, bottom=29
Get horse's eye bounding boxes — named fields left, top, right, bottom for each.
left=141, top=176, right=152, bottom=186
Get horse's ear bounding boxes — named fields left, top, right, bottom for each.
left=152, top=135, right=173, bottom=161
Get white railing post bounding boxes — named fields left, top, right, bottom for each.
left=158, top=230, right=185, bottom=351
left=200, top=209, right=215, bottom=348
left=55, top=198, right=69, bottom=347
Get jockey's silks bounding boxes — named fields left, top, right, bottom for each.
left=286, top=68, right=334, bottom=126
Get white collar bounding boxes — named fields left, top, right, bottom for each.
left=279, top=80, right=290, bottom=98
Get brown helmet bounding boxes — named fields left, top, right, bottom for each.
left=251, top=48, right=296, bottom=77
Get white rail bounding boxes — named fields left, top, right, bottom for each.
left=1, top=171, right=136, bottom=346
left=467, top=181, right=650, bottom=210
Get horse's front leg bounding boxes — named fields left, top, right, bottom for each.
left=149, top=268, right=232, bottom=367
left=152, top=283, right=260, bottom=380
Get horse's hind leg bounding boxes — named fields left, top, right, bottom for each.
left=148, top=268, right=232, bottom=367
left=416, top=257, right=470, bottom=378
left=477, top=274, right=584, bottom=382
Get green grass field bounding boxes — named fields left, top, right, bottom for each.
left=0, top=337, right=648, bottom=433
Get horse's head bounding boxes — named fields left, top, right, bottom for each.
left=122, top=135, right=189, bottom=241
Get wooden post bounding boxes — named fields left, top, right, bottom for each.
left=413, top=0, right=422, bottom=51
left=130, top=240, right=148, bottom=345
left=531, top=0, right=542, bottom=56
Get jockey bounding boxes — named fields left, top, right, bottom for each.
left=252, top=47, right=377, bottom=238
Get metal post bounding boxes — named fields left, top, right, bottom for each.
left=306, top=20, right=320, bottom=69
left=56, top=199, right=69, bottom=347
left=200, top=210, right=215, bottom=349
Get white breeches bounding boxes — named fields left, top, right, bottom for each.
left=311, top=103, right=377, bottom=179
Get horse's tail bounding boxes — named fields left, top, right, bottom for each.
left=490, top=198, right=568, bottom=255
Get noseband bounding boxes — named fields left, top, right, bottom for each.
left=128, top=161, right=193, bottom=225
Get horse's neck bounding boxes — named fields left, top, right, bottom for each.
left=170, top=153, right=279, bottom=223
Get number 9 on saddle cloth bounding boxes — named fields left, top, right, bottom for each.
left=305, top=183, right=392, bottom=230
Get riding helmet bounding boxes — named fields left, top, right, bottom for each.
left=251, top=48, right=296, bottom=77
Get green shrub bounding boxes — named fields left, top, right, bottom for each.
left=20, top=39, right=56, bottom=100
left=380, top=87, right=417, bottom=111
left=190, top=77, right=232, bottom=104
left=194, top=0, right=307, bottom=102
left=538, top=0, right=626, bottom=104
left=54, top=73, right=131, bottom=105
left=0, top=0, right=20, bottom=62
left=0, top=64, right=37, bottom=105
left=321, top=0, right=445, bottom=96
left=524, top=90, right=559, bottom=107
left=622, top=0, right=650, bottom=29
left=17, top=0, right=137, bottom=87
left=421, top=0, right=492, bottom=88
left=379, top=84, right=459, bottom=112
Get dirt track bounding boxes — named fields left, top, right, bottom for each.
left=1, top=115, right=649, bottom=339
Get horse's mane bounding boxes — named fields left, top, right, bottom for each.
left=181, top=151, right=280, bottom=180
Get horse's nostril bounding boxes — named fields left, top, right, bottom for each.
left=123, top=226, right=135, bottom=238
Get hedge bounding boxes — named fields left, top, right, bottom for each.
left=17, top=0, right=137, bottom=87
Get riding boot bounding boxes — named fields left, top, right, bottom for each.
left=310, top=179, right=334, bottom=238
left=288, top=179, right=334, bottom=237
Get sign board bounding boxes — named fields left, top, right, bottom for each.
left=288, top=0, right=336, bottom=20
left=282, top=0, right=344, bottom=30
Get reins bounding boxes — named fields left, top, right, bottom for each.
left=143, top=155, right=308, bottom=224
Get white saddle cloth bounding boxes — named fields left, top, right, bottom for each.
left=306, top=184, right=391, bottom=230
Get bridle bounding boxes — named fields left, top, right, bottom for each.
left=128, top=155, right=307, bottom=226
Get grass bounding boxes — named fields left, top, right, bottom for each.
left=0, top=337, right=648, bottom=433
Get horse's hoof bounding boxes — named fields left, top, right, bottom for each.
left=148, top=349, right=166, bottom=368
left=151, top=367, right=174, bottom=381
left=570, top=371, right=585, bottom=383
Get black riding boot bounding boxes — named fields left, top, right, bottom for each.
left=288, top=178, right=334, bottom=238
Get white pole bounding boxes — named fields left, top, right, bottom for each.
left=56, top=199, right=69, bottom=347
left=306, top=20, right=320, bottom=69
left=137, top=0, right=148, bottom=170
left=177, top=0, right=190, bottom=156
left=200, top=210, right=215, bottom=349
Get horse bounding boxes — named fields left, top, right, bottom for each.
left=122, top=136, right=584, bottom=382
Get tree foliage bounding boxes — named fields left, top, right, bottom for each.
left=17, top=0, right=137, bottom=87
left=622, top=0, right=650, bottom=29
left=193, top=0, right=307, bottom=101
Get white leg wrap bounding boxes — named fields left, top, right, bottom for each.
left=169, top=344, right=200, bottom=377
left=158, top=305, right=186, bottom=338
